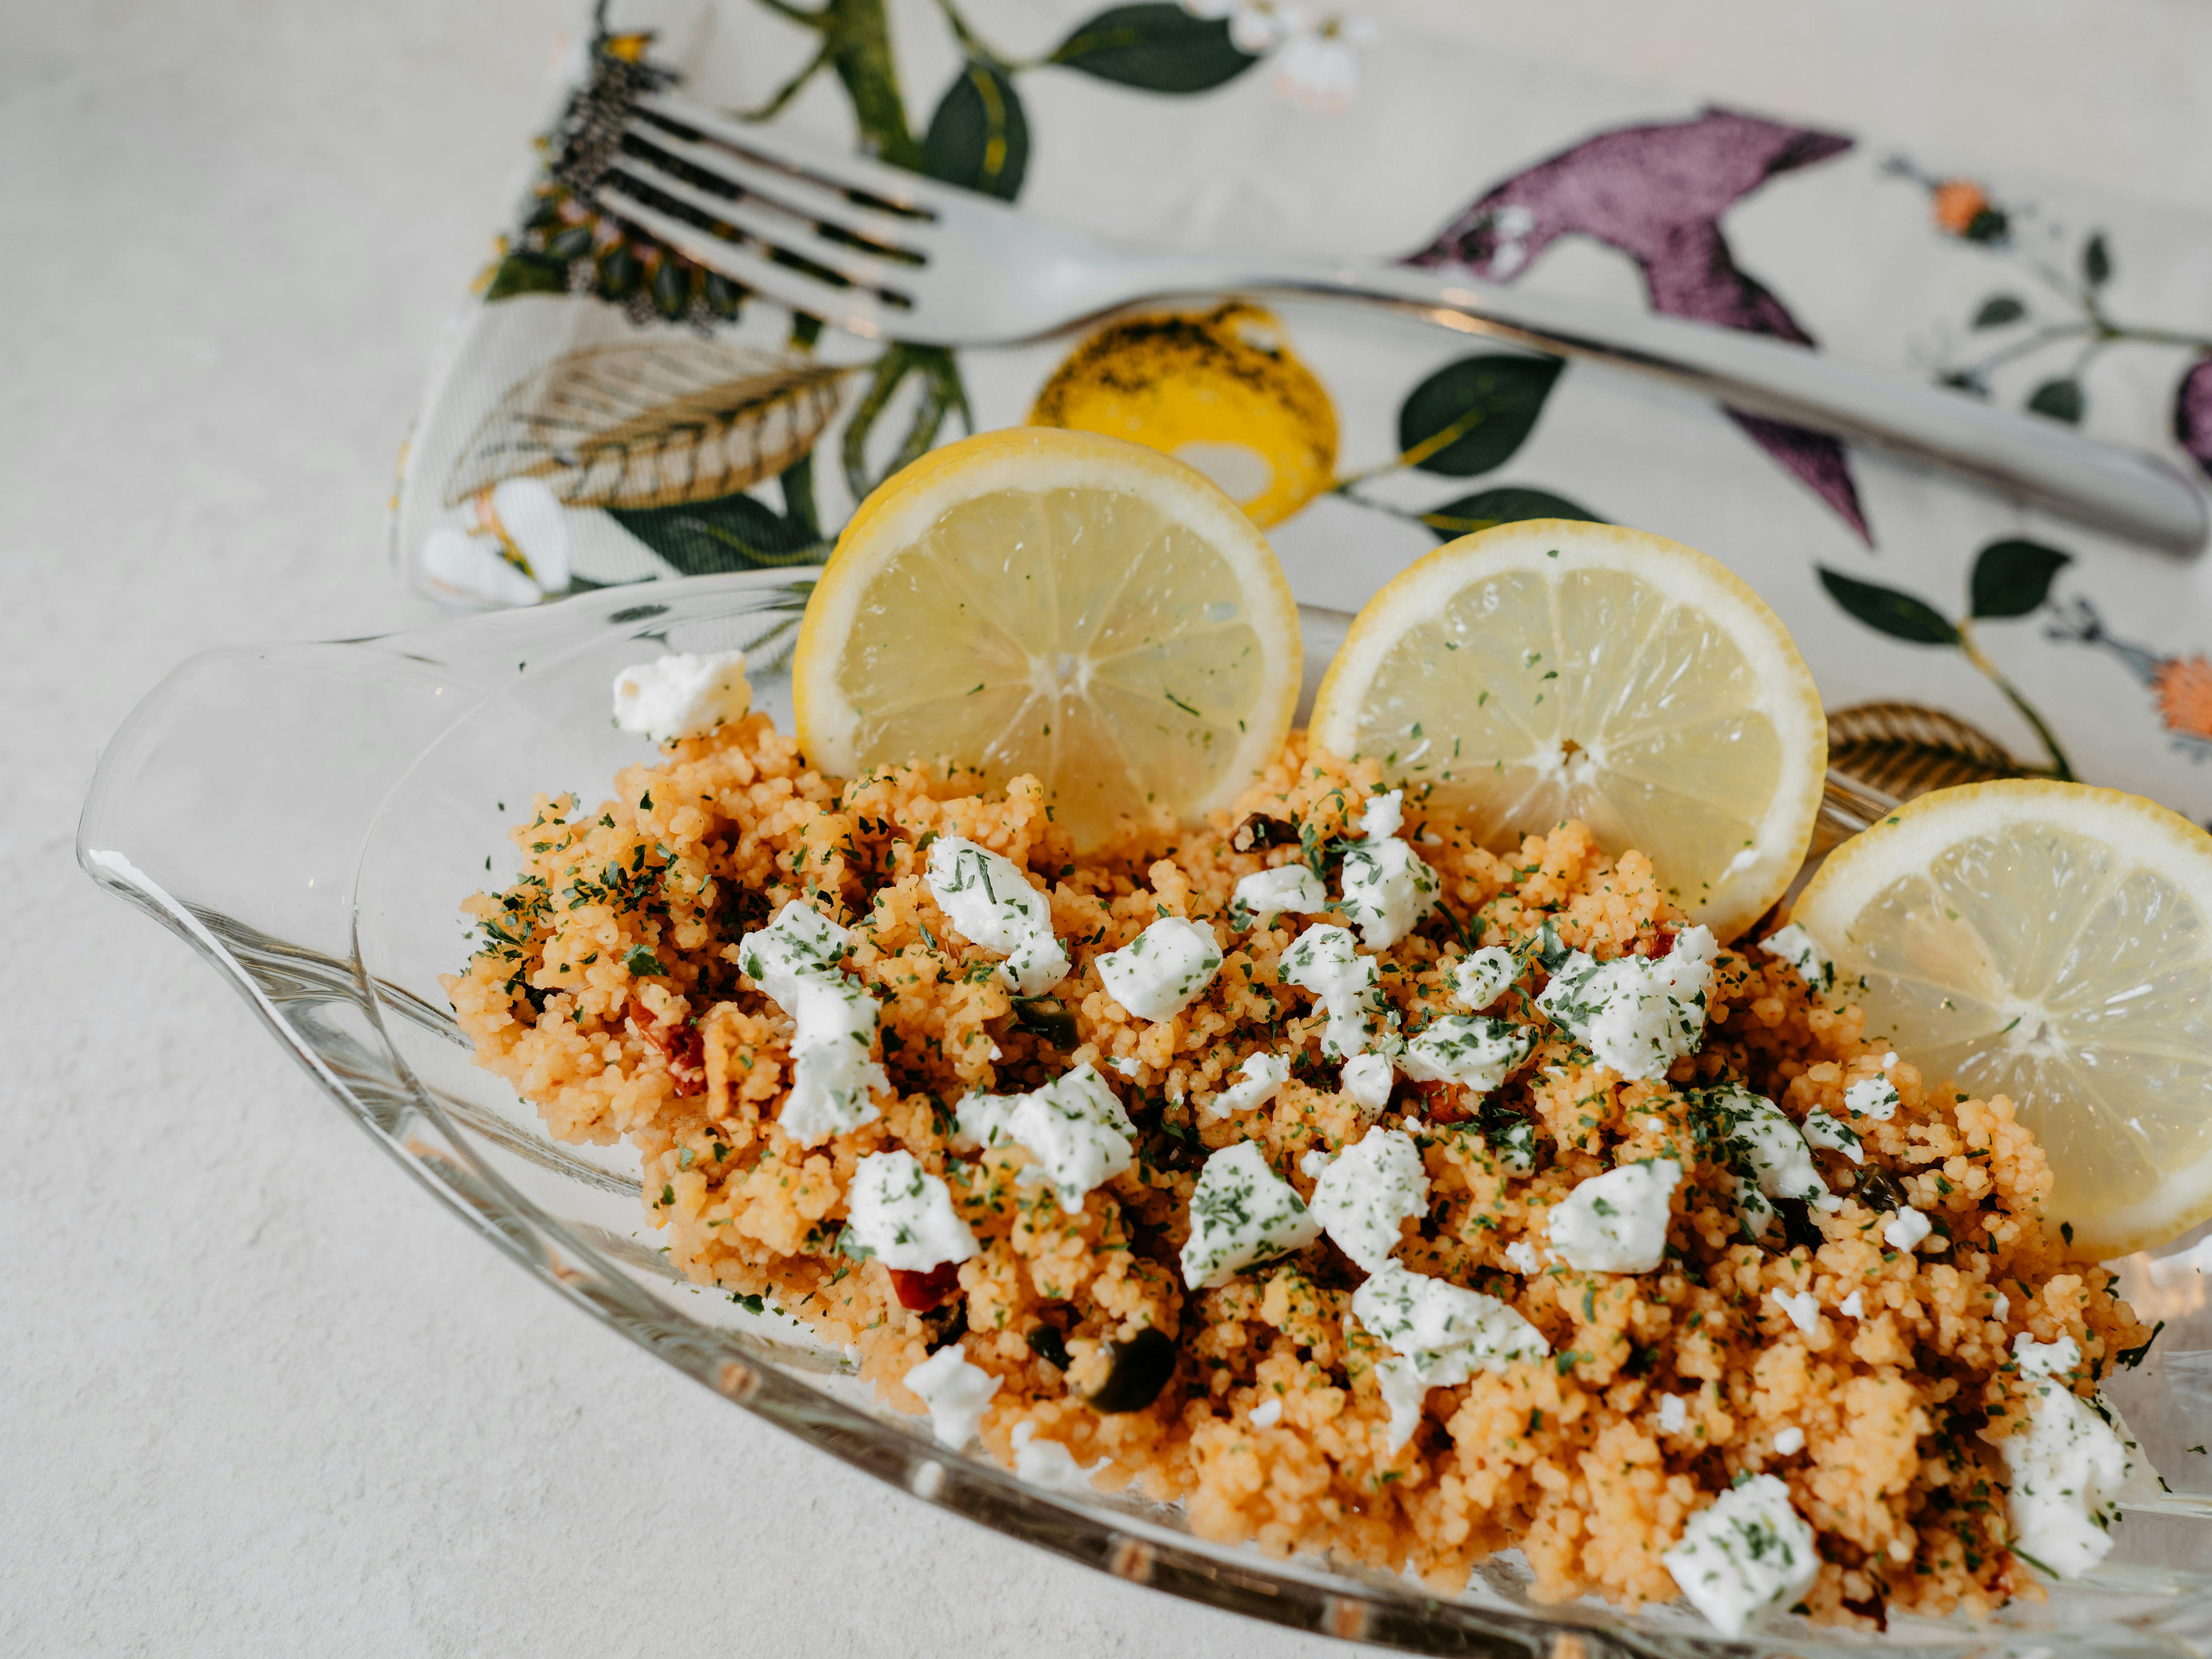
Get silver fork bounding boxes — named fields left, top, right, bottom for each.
left=594, top=91, right=2207, bottom=556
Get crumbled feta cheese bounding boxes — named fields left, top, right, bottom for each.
left=1249, top=1397, right=1283, bottom=1429
left=2017, top=1335, right=2078, bottom=1377
left=1358, top=791, right=1405, bottom=839
left=1107, top=1056, right=1139, bottom=1078
left=1839, top=1290, right=1865, bottom=1318
left=926, top=836, right=1069, bottom=996
left=1353, top=1262, right=1549, bottom=1397
left=1759, top=923, right=1835, bottom=997
left=1992, top=1292, right=2010, bottom=1323
left=736, top=901, right=889, bottom=1144
left=1232, top=864, right=1329, bottom=926
left=951, top=1090, right=1019, bottom=1150
left=1450, top=946, right=1519, bottom=1010
left=2003, top=1333, right=2139, bottom=1577
left=903, top=1347, right=998, bottom=1448
left=1372, top=1356, right=1428, bottom=1452
left=1280, top=925, right=1391, bottom=1058
left=1097, top=916, right=1223, bottom=1022
left=1505, top=1240, right=1544, bottom=1274
left=1010, top=1422, right=1102, bottom=1493
left=1337, top=794, right=1440, bottom=949
left=954, top=1063, right=1136, bottom=1213
left=1772, top=1290, right=1819, bottom=1335
left=1299, top=1149, right=1335, bottom=1180
left=844, top=1150, right=979, bottom=1272
left=1536, top=926, right=1716, bottom=1081
left=1400, top=1014, right=1534, bottom=1094
left=1881, top=1051, right=1898, bottom=1070
left=1773, top=1426, right=1806, bottom=1457
left=1180, top=1141, right=1322, bottom=1289
left=1340, top=1052, right=1395, bottom=1118
left=1490, top=1116, right=1537, bottom=1174
left=1800, top=1109, right=1863, bottom=1164
left=1658, top=1394, right=1689, bottom=1435
left=1208, top=1050, right=1290, bottom=1119
left=611, top=649, right=751, bottom=743
left=1884, top=1206, right=1933, bottom=1252
left=1845, top=1075, right=1901, bottom=1120
left=1547, top=1160, right=1681, bottom=1272
left=1696, top=1085, right=1834, bottom=1237
left=737, top=896, right=849, bottom=976
left=1663, top=1473, right=1820, bottom=1637
left=1309, top=1127, right=1429, bottom=1273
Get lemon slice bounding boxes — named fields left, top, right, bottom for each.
left=793, top=428, right=1301, bottom=850
left=1791, top=780, right=2212, bottom=1257
left=1309, top=520, right=1826, bottom=939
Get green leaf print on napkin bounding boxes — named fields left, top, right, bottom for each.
left=1819, top=570, right=1959, bottom=645
left=1894, top=164, right=2212, bottom=461
left=484, top=250, right=571, bottom=300
left=1326, top=345, right=1589, bottom=545
left=1047, top=4, right=1262, bottom=92
left=1395, top=355, right=1564, bottom=477
left=1820, top=541, right=2078, bottom=780
left=843, top=344, right=974, bottom=502
left=1968, top=538, right=2072, bottom=619
left=1416, top=486, right=1601, bottom=541
left=924, top=58, right=1030, bottom=200
left=2083, top=231, right=2113, bottom=289
left=2026, top=377, right=2086, bottom=425
left=608, top=492, right=828, bottom=575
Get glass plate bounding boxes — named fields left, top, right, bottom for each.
left=78, top=570, right=2212, bottom=1658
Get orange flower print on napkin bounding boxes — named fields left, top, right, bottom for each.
left=2048, top=597, right=2212, bottom=753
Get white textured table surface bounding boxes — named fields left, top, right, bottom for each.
left=6, top=2, right=2208, bottom=1653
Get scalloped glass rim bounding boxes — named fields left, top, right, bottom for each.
left=76, top=570, right=2212, bottom=1658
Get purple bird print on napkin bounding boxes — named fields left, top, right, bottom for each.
left=1407, top=108, right=1870, bottom=543
left=2177, top=358, right=2212, bottom=481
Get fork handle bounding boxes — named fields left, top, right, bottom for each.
left=1144, top=256, right=2206, bottom=555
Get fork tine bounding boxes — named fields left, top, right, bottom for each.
left=633, top=91, right=965, bottom=220
left=619, top=117, right=931, bottom=255
left=603, top=151, right=919, bottom=294
left=593, top=186, right=902, bottom=339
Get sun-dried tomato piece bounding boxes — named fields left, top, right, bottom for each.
left=1841, top=1589, right=1888, bottom=1632
left=889, top=1260, right=961, bottom=1312
left=1393, top=1075, right=1467, bottom=1124
left=627, top=997, right=707, bottom=1095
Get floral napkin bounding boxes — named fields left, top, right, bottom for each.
left=393, top=0, right=2212, bottom=821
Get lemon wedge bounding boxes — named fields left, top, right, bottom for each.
left=1791, top=780, right=2212, bottom=1257
left=1308, top=520, right=1826, bottom=940
left=793, top=428, right=1302, bottom=850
